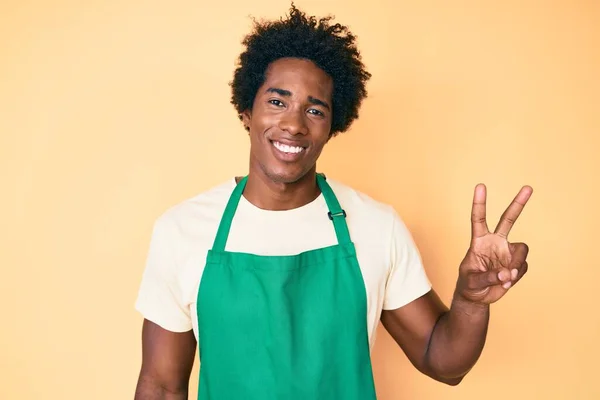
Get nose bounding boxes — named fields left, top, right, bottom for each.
left=278, top=108, right=308, bottom=136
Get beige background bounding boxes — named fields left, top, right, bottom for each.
left=1, top=0, right=599, bottom=399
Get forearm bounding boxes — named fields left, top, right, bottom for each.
left=424, top=294, right=489, bottom=383
left=134, top=375, right=188, bottom=400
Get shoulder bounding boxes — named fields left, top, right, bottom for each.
left=325, top=175, right=418, bottom=248
left=152, top=178, right=236, bottom=239
left=324, top=175, right=399, bottom=225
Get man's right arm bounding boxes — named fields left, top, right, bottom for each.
left=134, top=319, right=197, bottom=400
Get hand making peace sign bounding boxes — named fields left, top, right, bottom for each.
left=456, top=184, right=534, bottom=304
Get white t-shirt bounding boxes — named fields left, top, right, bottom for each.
left=135, top=176, right=432, bottom=350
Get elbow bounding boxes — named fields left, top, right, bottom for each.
left=425, top=370, right=466, bottom=386
left=423, top=348, right=471, bottom=386
left=439, top=375, right=465, bottom=386
left=422, top=358, right=469, bottom=387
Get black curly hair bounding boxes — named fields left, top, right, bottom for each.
left=230, top=4, right=372, bottom=137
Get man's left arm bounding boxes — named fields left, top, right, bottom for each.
left=382, top=289, right=492, bottom=385
left=381, top=183, right=532, bottom=385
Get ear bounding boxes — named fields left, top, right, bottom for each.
left=241, top=110, right=252, bottom=132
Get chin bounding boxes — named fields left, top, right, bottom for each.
left=263, top=166, right=311, bottom=185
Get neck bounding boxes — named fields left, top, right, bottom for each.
left=241, top=167, right=321, bottom=211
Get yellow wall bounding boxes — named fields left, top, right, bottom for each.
left=1, top=0, right=598, bottom=399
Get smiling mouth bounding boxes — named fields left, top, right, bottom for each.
left=271, top=140, right=306, bottom=154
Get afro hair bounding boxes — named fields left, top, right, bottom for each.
left=230, top=4, right=372, bottom=137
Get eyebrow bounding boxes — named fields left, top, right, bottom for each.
left=265, top=87, right=330, bottom=110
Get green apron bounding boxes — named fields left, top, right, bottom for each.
left=196, top=173, right=377, bottom=399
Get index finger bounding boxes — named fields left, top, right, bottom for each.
left=471, top=183, right=489, bottom=239
left=494, top=185, right=533, bottom=238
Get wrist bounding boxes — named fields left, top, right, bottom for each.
left=451, top=292, right=490, bottom=316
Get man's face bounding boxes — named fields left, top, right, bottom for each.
left=242, top=57, right=333, bottom=184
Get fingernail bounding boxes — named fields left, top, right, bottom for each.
left=498, top=270, right=509, bottom=281
left=511, top=269, right=518, bottom=280
left=503, top=282, right=512, bottom=289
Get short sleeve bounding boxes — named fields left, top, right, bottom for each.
left=134, top=214, right=193, bottom=332
left=383, top=211, right=432, bottom=310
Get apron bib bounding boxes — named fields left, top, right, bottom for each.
left=196, top=174, right=377, bottom=399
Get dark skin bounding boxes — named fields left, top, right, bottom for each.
left=240, top=57, right=334, bottom=211
left=134, top=57, right=533, bottom=397
left=134, top=321, right=196, bottom=399
left=381, top=184, right=532, bottom=385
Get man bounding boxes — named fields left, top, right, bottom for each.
left=134, top=4, right=532, bottom=399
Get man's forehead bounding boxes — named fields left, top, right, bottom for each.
left=266, top=69, right=327, bottom=83
left=264, top=69, right=331, bottom=95
left=266, top=59, right=330, bottom=79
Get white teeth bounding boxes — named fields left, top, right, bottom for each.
left=273, top=141, right=304, bottom=154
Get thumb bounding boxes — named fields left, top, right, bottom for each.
left=466, top=268, right=512, bottom=291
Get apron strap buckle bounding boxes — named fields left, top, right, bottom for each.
left=328, top=210, right=347, bottom=220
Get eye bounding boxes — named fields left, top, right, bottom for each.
left=308, top=109, right=325, bottom=117
left=268, top=99, right=284, bottom=107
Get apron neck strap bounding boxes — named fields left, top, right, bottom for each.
left=316, top=173, right=351, bottom=245
left=211, top=173, right=351, bottom=252
left=211, top=176, right=247, bottom=252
